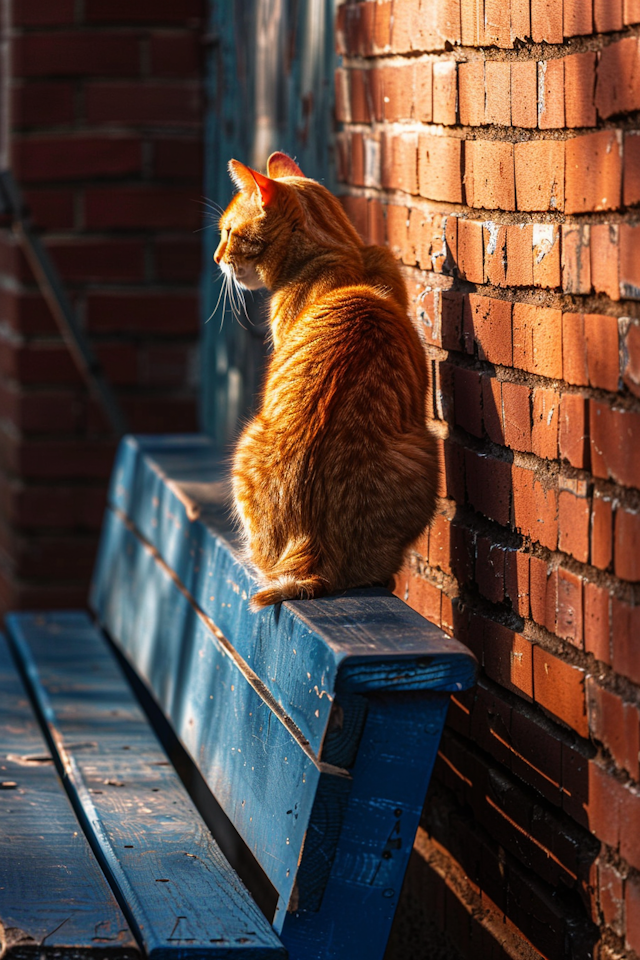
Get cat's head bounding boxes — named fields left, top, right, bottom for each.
left=214, top=152, right=361, bottom=292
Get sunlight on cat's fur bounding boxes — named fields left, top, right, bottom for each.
left=214, top=152, right=439, bottom=608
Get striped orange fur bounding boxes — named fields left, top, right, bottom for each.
left=214, top=152, right=439, bottom=608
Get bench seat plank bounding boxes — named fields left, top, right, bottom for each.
left=6, top=613, right=286, bottom=960
left=98, top=435, right=476, bottom=756
left=0, top=634, right=139, bottom=960
left=89, top=508, right=351, bottom=915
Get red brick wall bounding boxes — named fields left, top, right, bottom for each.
left=335, top=2, right=640, bottom=958
left=0, top=0, right=205, bottom=614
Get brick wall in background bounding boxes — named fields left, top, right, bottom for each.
left=335, top=2, right=640, bottom=959
left=0, top=0, right=205, bottom=613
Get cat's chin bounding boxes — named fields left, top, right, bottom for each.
left=236, top=269, right=265, bottom=291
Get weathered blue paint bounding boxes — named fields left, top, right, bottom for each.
left=0, top=633, right=139, bottom=958
left=90, top=508, right=348, bottom=913
left=279, top=694, right=450, bottom=958
left=6, top=614, right=286, bottom=960
left=97, top=435, right=477, bottom=759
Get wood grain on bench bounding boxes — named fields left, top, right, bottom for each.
left=5, top=614, right=286, bottom=960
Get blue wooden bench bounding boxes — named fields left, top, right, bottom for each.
left=1, top=434, right=476, bottom=960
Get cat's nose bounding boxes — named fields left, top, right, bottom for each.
left=213, top=242, right=225, bottom=264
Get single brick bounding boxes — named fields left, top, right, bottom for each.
left=441, top=291, right=464, bottom=351
left=349, top=68, right=372, bottom=123
left=481, top=374, right=503, bottom=443
left=512, top=465, right=558, bottom=551
left=465, top=449, right=512, bottom=525
left=512, top=303, right=563, bottom=379
left=13, top=0, right=75, bottom=24
left=460, top=0, right=484, bottom=45
left=514, top=139, right=564, bottom=211
left=620, top=223, right=640, bottom=299
left=587, top=680, right=640, bottom=780
left=584, top=313, right=619, bottom=392
left=418, top=134, right=463, bottom=203
left=465, top=140, right=515, bottom=211
left=584, top=582, right=611, bottom=664
left=453, top=366, right=483, bottom=438
left=591, top=493, right=613, bottom=571
left=86, top=82, right=201, bottom=125
left=414, top=61, right=434, bottom=123
left=505, top=549, right=529, bottom=617
left=483, top=623, right=534, bottom=700
left=372, top=1, right=393, bottom=53
left=429, top=512, right=452, bottom=574
left=154, top=139, right=202, bottom=180
left=612, top=597, right=640, bottom=686
left=457, top=218, right=484, bottom=284
left=533, top=646, right=588, bottom=737
left=532, top=223, right=561, bottom=289
left=538, top=59, right=564, bottom=129
left=594, top=0, right=623, bottom=32
left=562, top=313, right=588, bottom=386
left=511, top=61, right=537, bottom=128
left=485, top=61, right=510, bottom=125
left=483, top=222, right=507, bottom=286
left=531, top=387, right=559, bottom=460
left=614, top=507, right=640, bottom=581
left=505, top=224, right=533, bottom=287
left=24, top=189, right=75, bottom=231
left=149, top=34, right=201, bottom=77
left=432, top=61, right=457, bottom=125
left=624, top=131, right=640, bottom=207
left=47, top=239, right=146, bottom=282
left=483, top=0, right=511, bottom=47
left=502, top=380, right=532, bottom=453
left=625, top=0, right=640, bottom=25
left=86, top=293, right=199, bottom=334
left=13, top=33, right=140, bottom=78
left=85, top=187, right=202, bottom=230
left=463, top=295, right=513, bottom=366
left=86, top=0, right=204, bottom=23
left=564, top=52, right=597, bottom=128
left=511, top=0, right=530, bottom=41
left=382, top=133, right=418, bottom=195
left=558, top=488, right=590, bottom=564
left=596, top=36, right=640, bottom=119
left=590, top=223, right=620, bottom=301
left=561, top=224, right=591, bottom=295
left=12, top=82, right=76, bottom=127
left=627, top=873, right=640, bottom=955
left=556, top=567, right=583, bottom=646
left=598, top=860, right=625, bottom=939
left=564, top=0, right=593, bottom=36
left=559, top=393, right=589, bottom=469
left=475, top=537, right=505, bottom=604
left=531, top=0, right=563, bottom=43
left=13, top=136, right=143, bottom=183
left=590, top=400, right=640, bottom=488
left=565, top=130, right=623, bottom=213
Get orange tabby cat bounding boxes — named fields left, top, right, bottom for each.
left=214, top=152, right=439, bottom=608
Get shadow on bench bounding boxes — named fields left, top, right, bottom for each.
left=2, top=434, right=477, bottom=960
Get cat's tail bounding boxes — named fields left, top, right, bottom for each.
left=250, top=537, right=328, bottom=609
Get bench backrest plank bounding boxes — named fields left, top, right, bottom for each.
left=90, top=509, right=349, bottom=920
left=6, top=613, right=286, bottom=959
left=0, top=634, right=139, bottom=959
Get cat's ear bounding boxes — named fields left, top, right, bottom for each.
left=267, top=152, right=305, bottom=179
left=228, top=159, right=279, bottom=207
